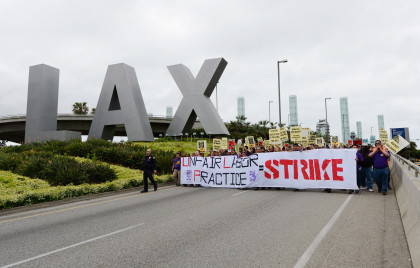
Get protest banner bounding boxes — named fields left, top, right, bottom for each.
left=290, top=126, right=302, bottom=142
left=269, top=129, right=281, bottom=144
left=197, top=140, right=207, bottom=153
left=264, top=140, right=270, bottom=149
left=280, top=127, right=289, bottom=141
left=213, top=139, right=221, bottom=151
left=379, top=129, right=388, bottom=143
left=228, top=139, right=235, bottom=152
left=221, top=137, right=228, bottom=150
left=386, top=135, right=409, bottom=154
left=180, top=150, right=357, bottom=190
left=246, top=136, right=255, bottom=148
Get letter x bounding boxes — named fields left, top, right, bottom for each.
left=166, top=58, right=230, bottom=136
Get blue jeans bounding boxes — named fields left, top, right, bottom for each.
left=373, top=167, right=388, bottom=193
left=360, top=167, right=373, bottom=189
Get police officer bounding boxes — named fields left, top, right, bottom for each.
left=140, top=149, right=158, bottom=193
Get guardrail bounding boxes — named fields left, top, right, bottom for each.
left=390, top=154, right=420, bottom=267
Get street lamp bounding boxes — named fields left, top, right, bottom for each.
left=277, top=59, right=288, bottom=127
left=268, top=101, right=274, bottom=122
left=325, top=97, right=331, bottom=142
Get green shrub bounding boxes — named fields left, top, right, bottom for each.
left=0, top=140, right=176, bottom=174
left=0, top=151, right=116, bottom=186
left=0, top=163, right=172, bottom=209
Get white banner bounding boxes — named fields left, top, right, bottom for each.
left=181, top=149, right=358, bottom=190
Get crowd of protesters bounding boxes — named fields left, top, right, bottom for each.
left=172, top=138, right=391, bottom=195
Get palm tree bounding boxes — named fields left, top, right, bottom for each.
left=72, top=102, right=89, bottom=115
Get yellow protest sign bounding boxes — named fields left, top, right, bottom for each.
left=385, top=135, right=409, bottom=154
left=246, top=136, right=255, bottom=148
left=290, top=126, right=302, bottom=142
left=309, top=135, right=316, bottom=145
left=269, top=129, right=281, bottom=144
left=280, top=127, right=289, bottom=141
left=221, top=137, right=228, bottom=150
left=264, top=140, right=270, bottom=149
left=213, top=139, right=221, bottom=151
left=197, top=140, right=207, bottom=153
left=316, top=137, right=324, bottom=146
left=301, top=128, right=310, bottom=142
left=379, top=129, right=388, bottom=143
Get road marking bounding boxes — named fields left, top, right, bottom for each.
left=0, top=223, right=144, bottom=268
left=0, top=186, right=176, bottom=224
left=294, top=195, right=353, bottom=268
left=232, top=190, right=248, bottom=197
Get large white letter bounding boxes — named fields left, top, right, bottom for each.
left=25, top=64, right=81, bottom=143
left=166, top=58, right=229, bottom=136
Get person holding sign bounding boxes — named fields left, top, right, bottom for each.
left=369, top=140, right=390, bottom=195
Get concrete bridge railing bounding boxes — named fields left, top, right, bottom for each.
left=390, top=154, right=420, bottom=267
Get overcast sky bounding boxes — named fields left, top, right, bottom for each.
left=0, top=0, right=419, bottom=144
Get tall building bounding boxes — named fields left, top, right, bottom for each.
left=289, top=95, right=298, bottom=126
left=357, top=121, right=362, bottom=139
left=378, top=114, right=384, bottom=130
left=166, top=106, right=173, bottom=118
left=340, top=97, right=350, bottom=143
left=316, top=119, right=329, bottom=136
left=237, top=97, right=245, bottom=122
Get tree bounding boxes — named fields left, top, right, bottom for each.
left=72, top=102, right=89, bottom=115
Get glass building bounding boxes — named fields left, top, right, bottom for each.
left=357, top=121, right=362, bottom=139
left=340, top=97, right=350, bottom=143
left=378, top=114, right=384, bottom=130
left=316, top=119, right=329, bottom=136
left=237, top=97, right=245, bottom=122
left=289, top=95, right=298, bottom=126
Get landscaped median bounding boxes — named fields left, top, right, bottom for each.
left=0, top=160, right=172, bottom=210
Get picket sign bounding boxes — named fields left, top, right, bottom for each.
left=181, top=149, right=358, bottom=190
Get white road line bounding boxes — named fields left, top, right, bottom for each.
left=294, top=195, right=353, bottom=268
left=232, top=190, right=248, bottom=197
left=1, top=223, right=145, bottom=268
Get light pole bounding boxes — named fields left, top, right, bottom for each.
left=325, top=97, right=331, bottom=142
left=277, top=59, right=288, bottom=127
left=268, top=101, right=274, bottom=122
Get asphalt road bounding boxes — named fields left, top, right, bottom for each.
left=0, top=186, right=412, bottom=268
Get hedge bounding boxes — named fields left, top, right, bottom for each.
left=0, top=163, right=173, bottom=210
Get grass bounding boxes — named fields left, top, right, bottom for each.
left=0, top=159, right=173, bottom=210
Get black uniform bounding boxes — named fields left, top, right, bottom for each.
left=140, top=154, right=157, bottom=192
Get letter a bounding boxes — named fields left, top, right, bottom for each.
left=88, top=63, right=154, bottom=141
left=165, top=58, right=229, bottom=136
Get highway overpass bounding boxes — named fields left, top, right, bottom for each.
left=0, top=114, right=203, bottom=143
